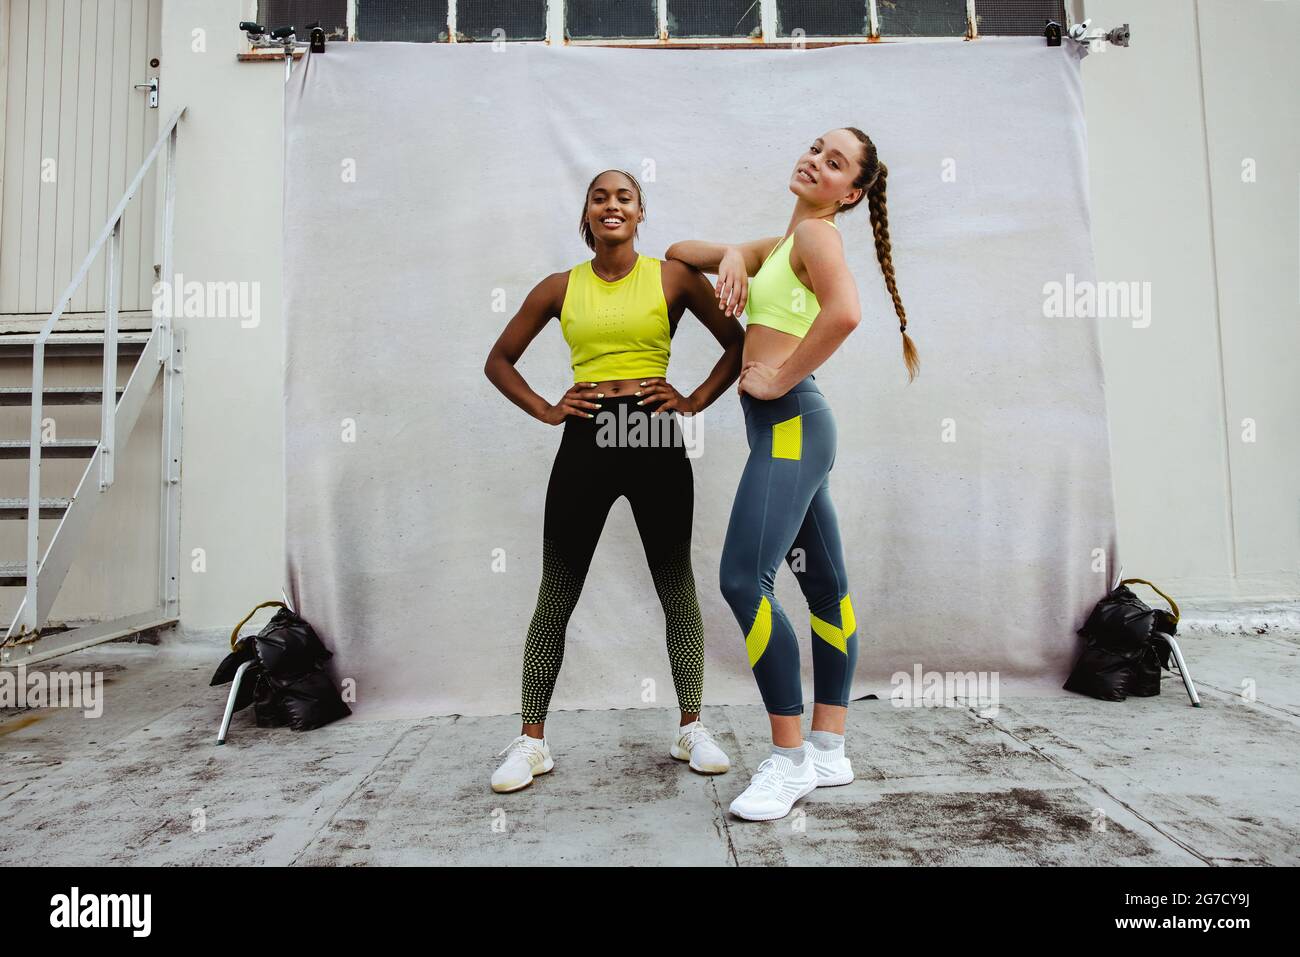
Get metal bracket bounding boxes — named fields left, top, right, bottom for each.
left=170, top=325, right=185, bottom=375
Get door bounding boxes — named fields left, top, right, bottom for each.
left=0, top=0, right=162, bottom=320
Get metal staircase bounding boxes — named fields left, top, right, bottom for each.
left=0, top=108, right=186, bottom=666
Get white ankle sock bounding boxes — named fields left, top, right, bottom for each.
left=772, top=744, right=807, bottom=765
left=808, top=730, right=844, bottom=751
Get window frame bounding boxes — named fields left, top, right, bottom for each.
left=252, top=1, right=1075, bottom=45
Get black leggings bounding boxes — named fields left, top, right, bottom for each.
left=521, top=396, right=704, bottom=724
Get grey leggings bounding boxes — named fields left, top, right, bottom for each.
left=718, top=374, right=858, bottom=715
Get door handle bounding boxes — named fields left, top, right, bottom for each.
left=134, top=77, right=159, bottom=109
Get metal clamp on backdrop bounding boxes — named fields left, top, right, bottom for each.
left=1046, top=18, right=1131, bottom=49
left=240, top=21, right=328, bottom=81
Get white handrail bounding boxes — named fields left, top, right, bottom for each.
left=28, top=107, right=186, bottom=347
left=20, top=106, right=187, bottom=636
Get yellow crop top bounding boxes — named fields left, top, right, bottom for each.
left=745, top=219, right=837, bottom=338
left=560, top=254, right=671, bottom=382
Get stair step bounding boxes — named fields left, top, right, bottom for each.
left=0, top=386, right=124, bottom=406
left=0, top=332, right=149, bottom=358
left=0, top=561, right=29, bottom=586
left=0, top=440, right=99, bottom=459
left=0, top=498, right=73, bottom=519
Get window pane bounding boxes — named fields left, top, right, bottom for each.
left=356, top=0, right=449, bottom=42
left=776, top=1, right=869, bottom=38
left=877, top=0, right=968, bottom=37
left=259, top=0, right=348, bottom=38
left=458, top=0, right=547, bottom=41
left=567, top=0, right=657, bottom=39
left=668, top=0, right=762, bottom=38
left=976, top=0, right=1067, bottom=36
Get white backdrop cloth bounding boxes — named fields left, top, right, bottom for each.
left=283, top=38, right=1118, bottom=720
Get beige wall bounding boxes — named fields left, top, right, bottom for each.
left=1084, top=0, right=1299, bottom=601
left=2, top=0, right=1295, bottom=633
left=157, top=0, right=285, bottom=629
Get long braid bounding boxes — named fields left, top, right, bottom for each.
left=842, top=129, right=920, bottom=383
left=866, top=163, right=919, bottom=382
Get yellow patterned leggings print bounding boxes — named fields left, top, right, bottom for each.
left=519, top=396, right=704, bottom=724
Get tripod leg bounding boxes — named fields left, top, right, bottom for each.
left=218, top=659, right=255, bottom=744
left=1159, top=634, right=1201, bottom=707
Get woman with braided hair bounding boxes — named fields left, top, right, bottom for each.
left=666, top=127, right=918, bottom=821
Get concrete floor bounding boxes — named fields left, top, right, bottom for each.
left=1, top=622, right=1297, bottom=866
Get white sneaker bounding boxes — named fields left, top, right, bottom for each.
left=670, top=720, right=731, bottom=774
left=728, top=745, right=819, bottom=821
left=491, top=734, right=554, bottom=793
left=809, top=740, right=854, bottom=787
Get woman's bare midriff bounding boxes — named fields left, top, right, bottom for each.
left=743, top=323, right=802, bottom=370
left=582, top=377, right=651, bottom=397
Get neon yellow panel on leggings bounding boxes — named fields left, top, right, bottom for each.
left=810, top=614, right=847, bottom=654
left=772, top=415, right=802, bottom=460
left=840, top=594, right=856, bottom=638
left=746, top=596, right=772, bottom=666
left=810, top=594, right=855, bottom=655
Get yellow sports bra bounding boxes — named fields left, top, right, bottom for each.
left=560, top=254, right=671, bottom=382
left=745, top=219, right=837, bottom=338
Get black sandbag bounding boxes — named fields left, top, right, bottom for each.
left=1077, top=584, right=1156, bottom=654
left=1067, top=579, right=1182, bottom=701
left=1127, top=641, right=1165, bottom=697
left=254, top=606, right=333, bottom=677
left=253, top=672, right=291, bottom=729
left=1064, top=644, right=1136, bottom=701
left=1130, top=622, right=1178, bottom=697
left=1152, top=608, right=1179, bottom=648
left=267, top=669, right=352, bottom=731
left=209, top=637, right=257, bottom=686
left=221, top=600, right=351, bottom=732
